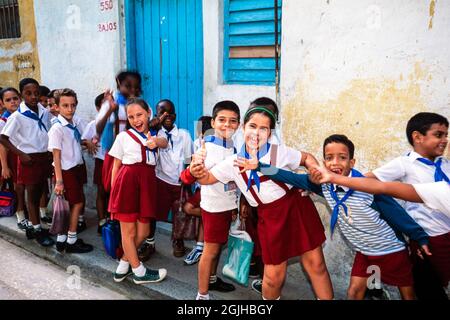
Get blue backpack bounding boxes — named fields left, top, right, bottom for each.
left=101, top=220, right=123, bottom=259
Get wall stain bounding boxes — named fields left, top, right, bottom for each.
left=281, top=63, right=433, bottom=172
left=428, top=0, right=436, bottom=30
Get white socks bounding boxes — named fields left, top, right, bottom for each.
left=195, top=242, right=204, bottom=251
left=99, top=218, right=107, bottom=227
left=78, top=216, right=84, bottom=223
left=116, top=259, right=130, bottom=274
left=39, top=207, right=47, bottom=218
left=209, top=275, right=217, bottom=284
left=262, top=296, right=280, bottom=300
left=67, top=231, right=77, bottom=245
left=145, top=237, right=155, bottom=245
left=132, top=263, right=146, bottom=277
left=33, top=224, right=41, bottom=231
left=196, top=292, right=210, bottom=300
left=57, top=234, right=67, bottom=243
left=16, top=210, right=25, bottom=223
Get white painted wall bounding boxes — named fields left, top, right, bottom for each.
left=202, top=0, right=277, bottom=116
left=33, top=0, right=124, bottom=121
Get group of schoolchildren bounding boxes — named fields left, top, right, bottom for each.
left=0, top=70, right=448, bottom=301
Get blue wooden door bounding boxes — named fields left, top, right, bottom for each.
left=126, top=0, right=204, bottom=137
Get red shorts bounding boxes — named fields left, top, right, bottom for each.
left=93, top=158, right=103, bottom=186
left=410, top=232, right=450, bottom=287
left=257, top=189, right=326, bottom=265
left=111, top=212, right=150, bottom=224
left=102, top=153, right=114, bottom=192
left=62, top=164, right=87, bottom=206
left=186, top=189, right=201, bottom=207
left=7, top=153, right=18, bottom=184
left=154, top=178, right=181, bottom=222
left=108, top=163, right=157, bottom=220
left=201, top=209, right=233, bottom=244
left=17, top=152, right=52, bottom=185
left=351, top=249, right=413, bottom=287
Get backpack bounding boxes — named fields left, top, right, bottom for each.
left=101, top=219, right=123, bottom=259
left=0, top=180, right=16, bottom=217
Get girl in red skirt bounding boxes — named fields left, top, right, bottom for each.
left=191, top=106, right=333, bottom=300
left=108, top=98, right=168, bottom=284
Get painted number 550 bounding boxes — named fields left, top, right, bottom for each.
left=100, top=0, right=113, bottom=11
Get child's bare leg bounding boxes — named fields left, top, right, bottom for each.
left=135, top=220, right=150, bottom=248
left=96, top=184, right=106, bottom=220
left=197, top=220, right=204, bottom=242
left=347, top=276, right=368, bottom=300
left=398, top=286, right=415, bottom=300
left=26, top=184, right=42, bottom=226
left=15, top=183, right=26, bottom=212
left=198, top=242, right=221, bottom=294
left=68, top=202, right=84, bottom=233
left=120, top=221, right=139, bottom=268
left=300, top=246, right=334, bottom=299
left=262, top=262, right=287, bottom=299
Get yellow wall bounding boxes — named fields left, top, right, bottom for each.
left=0, top=0, right=40, bottom=87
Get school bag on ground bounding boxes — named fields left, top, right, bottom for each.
left=49, top=195, right=70, bottom=235
left=172, top=185, right=199, bottom=240
left=102, top=219, right=123, bottom=259
left=0, top=179, right=15, bottom=217
left=222, top=219, right=254, bottom=286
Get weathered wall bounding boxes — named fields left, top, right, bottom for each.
left=0, top=0, right=41, bottom=87
left=202, top=0, right=277, bottom=116
left=279, top=0, right=450, bottom=298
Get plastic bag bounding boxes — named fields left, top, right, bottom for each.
left=49, top=195, right=70, bottom=235
left=172, top=186, right=199, bottom=240
left=222, top=226, right=254, bottom=286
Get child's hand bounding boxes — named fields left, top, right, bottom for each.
left=54, top=181, right=64, bottom=196
left=146, top=133, right=157, bottom=150
left=104, top=89, right=118, bottom=111
left=2, top=167, right=12, bottom=179
left=192, top=139, right=207, bottom=165
left=234, top=147, right=258, bottom=173
left=311, top=162, right=333, bottom=184
left=190, top=162, right=207, bottom=179
left=416, top=244, right=432, bottom=260
left=85, top=140, right=98, bottom=155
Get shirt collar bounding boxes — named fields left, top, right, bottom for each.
left=407, top=150, right=445, bottom=163
left=57, top=114, right=74, bottom=126
left=163, top=124, right=178, bottom=137
left=19, top=101, right=46, bottom=118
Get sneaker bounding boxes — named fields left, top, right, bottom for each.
left=65, top=239, right=93, bottom=254
left=77, top=221, right=87, bottom=234
left=184, top=247, right=203, bottom=265
left=35, top=229, right=55, bottom=247
left=17, top=219, right=31, bottom=232
left=56, top=241, right=66, bottom=252
left=249, top=262, right=260, bottom=278
left=113, top=266, right=133, bottom=282
left=209, top=277, right=235, bottom=292
left=172, top=239, right=186, bottom=258
left=251, top=279, right=262, bottom=294
left=132, top=267, right=167, bottom=284
left=41, top=216, right=53, bottom=225
left=138, top=241, right=156, bottom=262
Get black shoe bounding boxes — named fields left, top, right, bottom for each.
left=56, top=241, right=66, bottom=252
left=251, top=279, right=262, bottom=294
left=35, top=229, right=55, bottom=247
left=26, top=227, right=37, bottom=240
left=65, top=239, right=93, bottom=254
left=77, top=221, right=87, bottom=234
left=249, top=262, right=260, bottom=278
left=209, top=277, right=235, bottom=292
left=41, top=216, right=53, bottom=225
left=17, top=219, right=31, bottom=232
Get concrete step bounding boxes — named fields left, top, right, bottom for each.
left=0, top=209, right=317, bottom=300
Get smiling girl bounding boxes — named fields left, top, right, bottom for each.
left=191, top=106, right=333, bottom=300
left=108, top=98, right=168, bottom=284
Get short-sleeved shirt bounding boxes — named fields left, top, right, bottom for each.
left=156, top=125, right=193, bottom=186
left=1, top=102, right=50, bottom=154
left=81, top=119, right=106, bottom=160
left=211, top=144, right=301, bottom=207
left=109, top=130, right=160, bottom=165
left=48, top=115, right=84, bottom=170
left=373, top=151, right=450, bottom=236
left=200, top=139, right=238, bottom=212
left=413, top=182, right=450, bottom=217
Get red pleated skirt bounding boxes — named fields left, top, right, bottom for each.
left=102, top=153, right=114, bottom=192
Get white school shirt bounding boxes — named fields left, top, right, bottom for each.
left=322, top=173, right=406, bottom=256
left=156, top=125, right=193, bottom=185
left=109, top=130, right=162, bottom=165
left=200, top=140, right=238, bottom=212
left=211, top=144, right=302, bottom=207
left=47, top=115, right=84, bottom=170
left=413, top=182, right=450, bottom=218
left=373, top=151, right=450, bottom=236
left=81, top=119, right=106, bottom=160
left=232, top=126, right=281, bottom=151
left=1, top=102, right=50, bottom=153
left=52, top=114, right=87, bottom=132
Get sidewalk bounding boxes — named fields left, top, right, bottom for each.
left=0, top=209, right=317, bottom=300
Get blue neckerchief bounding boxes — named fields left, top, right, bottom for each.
left=130, top=128, right=156, bottom=161
left=329, top=169, right=364, bottom=235
left=20, top=106, right=47, bottom=132
left=165, top=130, right=173, bottom=149
left=2, top=111, right=11, bottom=119
left=116, top=92, right=127, bottom=106
left=204, top=135, right=237, bottom=153
left=55, top=119, right=82, bottom=143
left=417, top=157, right=450, bottom=183
left=238, top=143, right=271, bottom=192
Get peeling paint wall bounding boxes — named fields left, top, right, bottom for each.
left=0, top=0, right=41, bottom=87
left=279, top=0, right=450, bottom=298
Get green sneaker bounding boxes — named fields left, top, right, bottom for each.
left=133, top=267, right=167, bottom=284
left=113, top=266, right=133, bottom=282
